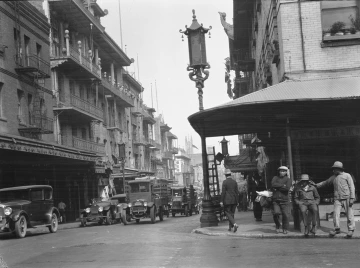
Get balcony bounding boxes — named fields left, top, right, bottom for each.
left=170, top=147, right=179, bottom=154
left=233, top=50, right=255, bottom=72
left=162, top=151, right=173, bottom=160
left=15, top=54, right=51, bottom=78
left=131, top=107, right=142, bottom=116
left=61, top=135, right=105, bottom=155
left=132, top=135, right=147, bottom=146
left=123, top=70, right=143, bottom=92
left=54, top=94, right=103, bottom=122
left=101, top=79, right=134, bottom=107
left=148, top=139, right=161, bottom=151
left=50, top=45, right=101, bottom=80
left=142, top=109, right=156, bottom=124
left=18, top=114, right=54, bottom=134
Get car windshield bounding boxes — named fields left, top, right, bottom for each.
left=130, top=182, right=150, bottom=193
left=0, top=190, right=29, bottom=202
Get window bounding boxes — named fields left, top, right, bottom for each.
left=0, top=83, right=3, bottom=118
left=72, top=126, right=77, bottom=137
left=44, top=188, right=52, bottom=200
left=30, top=189, right=43, bottom=201
left=322, top=1, right=359, bottom=33
left=81, top=128, right=86, bottom=139
left=24, top=35, right=30, bottom=67
left=17, top=89, right=24, bottom=123
left=69, top=80, right=75, bottom=96
left=36, top=43, right=42, bottom=68
left=27, top=93, right=33, bottom=124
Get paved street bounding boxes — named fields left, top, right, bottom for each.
left=1, top=212, right=360, bottom=268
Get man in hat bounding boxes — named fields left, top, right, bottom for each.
left=316, top=161, right=356, bottom=238
left=220, top=169, right=240, bottom=232
left=271, top=166, right=292, bottom=234
left=294, top=174, right=320, bottom=236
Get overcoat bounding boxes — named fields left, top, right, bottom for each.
left=221, top=177, right=240, bottom=205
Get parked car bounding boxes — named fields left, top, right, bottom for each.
left=121, top=177, right=169, bottom=224
left=79, top=197, right=121, bottom=227
left=0, top=185, right=60, bottom=238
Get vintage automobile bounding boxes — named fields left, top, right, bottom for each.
left=121, top=177, right=169, bottom=224
left=169, top=185, right=198, bottom=217
left=0, top=185, right=60, bottom=238
left=79, top=197, right=121, bottom=227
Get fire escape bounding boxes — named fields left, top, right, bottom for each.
left=13, top=2, right=53, bottom=140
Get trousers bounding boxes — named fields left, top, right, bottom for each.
left=224, top=204, right=237, bottom=228
left=334, top=199, right=355, bottom=231
left=298, top=202, right=318, bottom=227
left=272, top=200, right=289, bottom=230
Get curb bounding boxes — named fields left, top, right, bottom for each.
left=192, top=228, right=360, bottom=239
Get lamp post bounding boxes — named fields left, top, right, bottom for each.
left=180, top=9, right=211, bottom=111
left=180, top=10, right=217, bottom=227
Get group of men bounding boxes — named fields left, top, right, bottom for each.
left=220, top=161, right=356, bottom=238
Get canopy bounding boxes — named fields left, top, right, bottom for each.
left=188, top=76, right=360, bottom=137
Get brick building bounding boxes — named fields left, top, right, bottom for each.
left=0, top=0, right=178, bottom=221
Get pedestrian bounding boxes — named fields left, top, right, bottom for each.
left=58, top=200, right=66, bottom=223
left=271, top=166, right=291, bottom=234
left=294, top=174, right=320, bottom=236
left=316, top=161, right=356, bottom=238
left=249, top=172, right=266, bottom=221
left=220, top=169, right=240, bottom=233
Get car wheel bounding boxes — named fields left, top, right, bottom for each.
left=15, top=215, right=27, bottom=238
left=172, top=213, right=176, bottom=217
left=150, top=206, right=156, bottom=224
left=121, top=210, right=128, bottom=225
left=159, top=207, right=164, bottom=222
left=136, top=219, right=140, bottom=224
left=98, top=218, right=103, bottom=225
left=189, top=209, right=193, bottom=216
left=48, top=213, right=58, bottom=233
left=80, top=218, right=87, bottom=227
left=185, top=206, right=189, bottom=217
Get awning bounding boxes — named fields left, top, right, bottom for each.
left=188, top=76, right=360, bottom=137
left=224, top=148, right=257, bottom=172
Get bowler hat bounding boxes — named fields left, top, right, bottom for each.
left=300, top=174, right=310, bottom=181
left=331, top=161, right=344, bottom=170
left=225, top=169, right=232, bottom=175
left=278, top=166, right=289, bottom=171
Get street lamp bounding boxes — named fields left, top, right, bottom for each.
left=181, top=10, right=217, bottom=227
left=180, top=9, right=211, bottom=111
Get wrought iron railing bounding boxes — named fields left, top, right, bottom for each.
left=101, top=79, right=134, bottom=106
left=14, top=54, right=50, bottom=77
left=70, top=94, right=103, bottom=119
left=61, top=135, right=105, bottom=154
left=29, top=114, right=54, bottom=132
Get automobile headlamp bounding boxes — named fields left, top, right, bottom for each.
left=144, top=202, right=148, bottom=207
left=98, top=206, right=103, bottom=212
left=85, top=208, right=91, bottom=213
left=4, top=207, right=12, bottom=216
left=128, top=203, right=132, bottom=207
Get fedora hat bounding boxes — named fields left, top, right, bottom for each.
left=300, top=174, right=310, bottom=181
left=331, top=161, right=344, bottom=170
left=278, top=166, right=288, bottom=171
left=224, top=169, right=232, bottom=175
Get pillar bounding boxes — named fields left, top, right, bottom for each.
left=199, top=134, right=218, bottom=227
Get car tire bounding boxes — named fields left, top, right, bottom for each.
left=159, top=207, right=164, bottom=222
left=48, top=213, right=58, bottom=233
left=98, top=219, right=103, bottom=225
left=150, top=206, right=156, bottom=224
left=189, top=209, right=193, bottom=216
left=172, top=213, right=176, bottom=217
left=136, top=219, right=140, bottom=224
left=15, top=215, right=27, bottom=238
left=185, top=206, right=189, bottom=217
left=121, top=210, right=128, bottom=225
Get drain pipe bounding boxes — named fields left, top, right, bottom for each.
left=298, top=0, right=306, bottom=72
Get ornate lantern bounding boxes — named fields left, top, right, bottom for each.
left=180, top=10, right=212, bottom=111
left=220, top=136, right=229, bottom=156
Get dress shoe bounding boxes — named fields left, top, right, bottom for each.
left=233, top=224, right=238, bottom=233
left=283, top=229, right=288, bottom=234
left=329, top=229, right=341, bottom=237
left=310, top=225, right=316, bottom=235
left=276, top=228, right=281, bottom=234
left=347, top=230, right=354, bottom=238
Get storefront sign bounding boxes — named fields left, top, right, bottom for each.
left=291, top=126, right=360, bottom=140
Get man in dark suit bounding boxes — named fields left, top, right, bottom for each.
left=221, top=169, right=240, bottom=232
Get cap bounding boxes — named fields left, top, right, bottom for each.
left=225, top=169, right=232, bottom=175
left=278, top=166, right=289, bottom=171
left=300, top=174, right=310, bottom=181
left=331, top=161, right=344, bottom=170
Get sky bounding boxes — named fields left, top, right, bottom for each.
left=97, top=0, right=239, bottom=155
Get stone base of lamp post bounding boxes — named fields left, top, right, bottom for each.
left=200, top=199, right=218, bottom=227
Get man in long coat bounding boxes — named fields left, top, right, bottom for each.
left=221, top=169, right=240, bottom=232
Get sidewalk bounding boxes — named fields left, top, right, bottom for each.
left=193, top=210, right=360, bottom=239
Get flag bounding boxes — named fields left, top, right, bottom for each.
left=192, top=145, right=199, bottom=149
